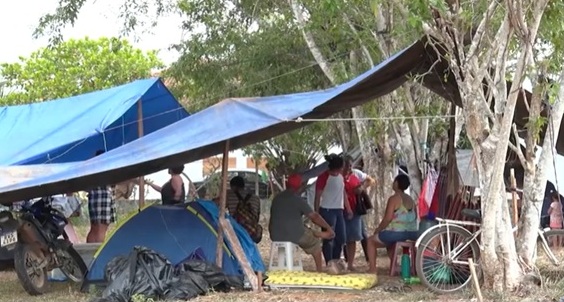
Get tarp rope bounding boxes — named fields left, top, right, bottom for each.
left=290, top=114, right=457, bottom=122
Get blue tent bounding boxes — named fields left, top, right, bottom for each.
left=0, top=78, right=189, bottom=165
left=1, top=37, right=564, bottom=203
left=84, top=200, right=265, bottom=288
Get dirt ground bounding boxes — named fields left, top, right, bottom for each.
left=2, top=210, right=564, bottom=302
left=0, top=227, right=460, bottom=302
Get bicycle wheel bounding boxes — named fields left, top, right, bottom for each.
left=540, top=229, right=564, bottom=265
left=415, top=225, right=481, bottom=294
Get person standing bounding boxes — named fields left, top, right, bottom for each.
left=548, top=192, right=563, bottom=247
left=86, top=150, right=117, bottom=243
left=343, top=156, right=376, bottom=263
left=146, top=165, right=186, bottom=205
left=314, top=154, right=352, bottom=265
left=269, top=174, right=335, bottom=272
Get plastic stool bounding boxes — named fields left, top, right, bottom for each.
left=268, top=241, right=303, bottom=271
left=389, top=241, right=416, bottom=277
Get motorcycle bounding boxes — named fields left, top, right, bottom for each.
left=6, top=197, right=87, bottom=295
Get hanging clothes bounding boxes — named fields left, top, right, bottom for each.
left=417, top=168, right=439, bottom=218
left=418, top=177, right=429, bottom=218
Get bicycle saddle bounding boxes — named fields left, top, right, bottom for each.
left=461, top=208, right=482, bottom=221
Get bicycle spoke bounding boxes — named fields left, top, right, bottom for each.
left=417, top=225, right=479, bottom=294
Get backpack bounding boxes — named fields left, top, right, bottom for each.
left=355, top=190, right=373, bottom=215
left=233, top=192, right=263, bottom=244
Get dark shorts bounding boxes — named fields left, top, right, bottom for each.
left=377, top=230, right=419, bottom=246
left=345, top=214, right=363, bottom=242
left=297, top=228, right=321, bottom=255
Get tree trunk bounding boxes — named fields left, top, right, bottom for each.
left=393, top=122, right=422, bottom=198
left=374, top=109, right=395, bottom=222
left=517, top=72, right=564, bottom=264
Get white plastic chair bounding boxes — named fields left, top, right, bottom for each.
left=268, top=241, right=303, bottom=271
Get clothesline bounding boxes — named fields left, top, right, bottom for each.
left=289, top=114, right=458, bottom=122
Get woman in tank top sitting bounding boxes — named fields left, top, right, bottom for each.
left=366, top=174, right=418, bottom=274
left=146, top=165, right=186, bottom=205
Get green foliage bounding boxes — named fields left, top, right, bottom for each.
left=537, top=0, right=564, bottom=73
left=166, top=0, right=349, bottom=176
left=0, top=37, right=163, bottom=105
left=34, top=0, right=461, bottom=180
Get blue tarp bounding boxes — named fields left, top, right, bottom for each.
left=0, top=78, right=189, bottom=165
left=0, top=43, right=422, bottom=202
left=3, top=37, right=563, bottom=203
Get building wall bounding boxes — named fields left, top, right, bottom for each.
left=202, top=154, right=268, bottom=176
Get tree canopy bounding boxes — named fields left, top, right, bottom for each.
left=0, top=37, right=163, bottom=105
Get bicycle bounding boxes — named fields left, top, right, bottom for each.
left=414, top=208, right=564, bottom=294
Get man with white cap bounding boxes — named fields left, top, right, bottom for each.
left=269, top=174, right=334, bottom=272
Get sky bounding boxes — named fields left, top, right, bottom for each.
left=0, top=0, right=184, bottom=65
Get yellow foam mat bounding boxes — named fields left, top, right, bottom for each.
left=265, top=270, right=378, bottom=290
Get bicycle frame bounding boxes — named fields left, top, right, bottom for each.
left=415, top=218, right=561, bottom=266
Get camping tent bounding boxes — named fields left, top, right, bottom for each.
left=1, top=37, right=564, bottom=203
left=83, top=200, right=265, bottom=288
left=0, top=78, right=189, bottom=165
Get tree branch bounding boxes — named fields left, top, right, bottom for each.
left=510, top=123, right=527, bottom=167
left=289, top=0, right=337, bottom=84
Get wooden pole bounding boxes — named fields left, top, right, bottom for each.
left=510, top=169, right=519, bottom=227
left=137, top=100, right=145, bottom=209
left=254, top=157, right=259, bottom=196
left=219, top=218, right=260, bottom=291
left=468, top=258, right=483, bottom=302
left=216, top=140, right=230, bottom=268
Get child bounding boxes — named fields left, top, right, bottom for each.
left=548, top=192, right=563, bottom=247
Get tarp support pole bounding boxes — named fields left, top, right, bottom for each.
left=510, top=168, right=519, bottom=229
left=218, top=216, right=260, bottom=291
left=137, top=100, right=145, bottom=210
left=216, top=140, right=230, bottom=268
left=254, top=157, right=259, bottom=196
left=214, top=141, right=260, bottom=292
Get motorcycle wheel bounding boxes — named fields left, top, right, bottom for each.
left=14, top=243, right=47, bottom=295
left=58, top=244, right=87, bottom=283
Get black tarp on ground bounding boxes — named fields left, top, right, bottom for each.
left=90, top=247, right=235, bottom=302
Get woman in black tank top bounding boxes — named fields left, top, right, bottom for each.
left=147, top=165, right=186, bottom=205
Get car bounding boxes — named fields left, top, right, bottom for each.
left=193, top=169, right=270, bottom=199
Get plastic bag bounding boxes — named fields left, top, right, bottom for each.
left=101, top=247, right=174, bottom=302
left=175, top=259, right=230, bottom=291
left=99, top=247, right=234, bottom=302
left=163, top=273, right=205, bottom=300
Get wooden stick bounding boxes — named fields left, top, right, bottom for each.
left=468, top=258, right=483, bottom=302
left=137, top=100, right=145, bottom=209
left=215, top=140, right=230, bottom=268
left=219, top=217, right=260, bottom=291
left=510, top=168, right=518, bottom=228
left=254, top=157, right=259, bottom=196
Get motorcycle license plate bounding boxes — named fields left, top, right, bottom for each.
left=0, top=232, right=17, bottom=247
